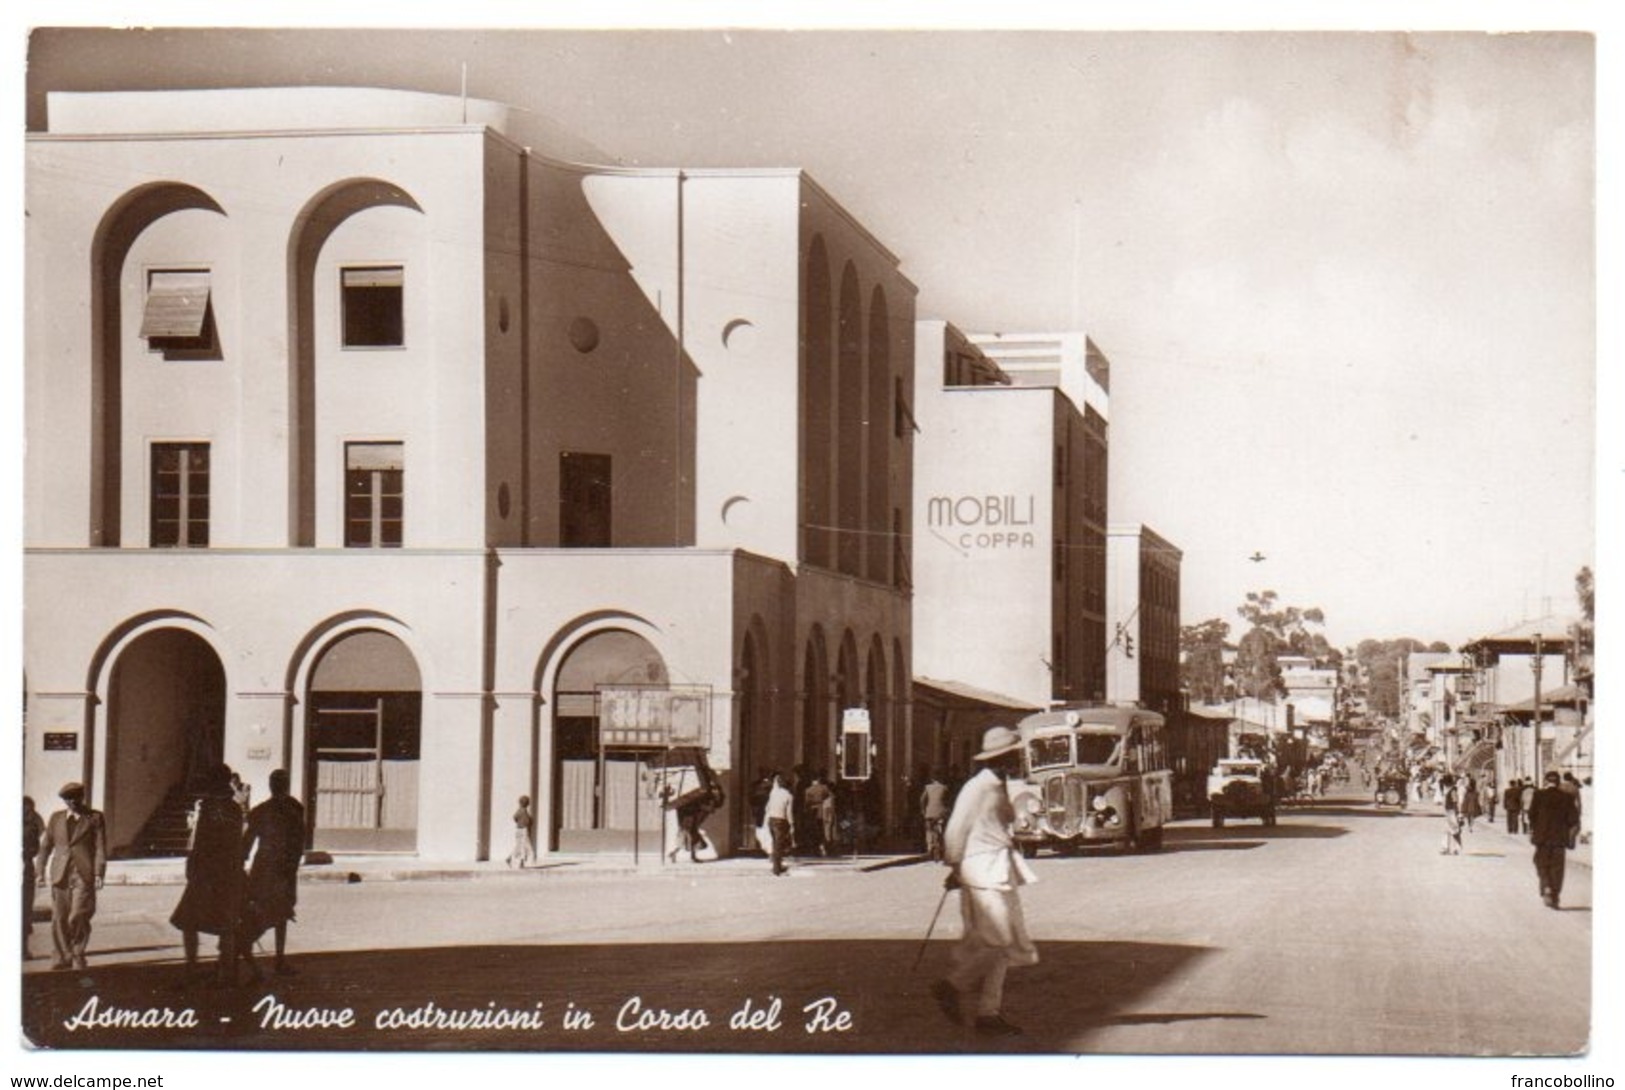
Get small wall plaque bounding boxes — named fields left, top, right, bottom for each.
left=246, top=746, right=272, bottom=760
left=43, top=733, right=79, bottom=752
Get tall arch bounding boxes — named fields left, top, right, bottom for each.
left=301, top=627, right=424, bottom=852
left=800, top=236, right=834, bottom=568
left=836, top=263, right=864, bottom=576
left=286, top=179, right=423, bottom=545
left=866, top=286, right=892, bottom=583
left=799, top=627, right=830, bottom=777
left=88, top=616, right=228, bottom=856
left=865, top=634, right=890, bottom=833
left=90, top=183, right=226, bottom=546
left=549, top=628, right=670, bottom=853
left=734, top=618, right=770, bottom=840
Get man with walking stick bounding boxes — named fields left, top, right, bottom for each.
left=929, top=725, right=1038, bottom=1038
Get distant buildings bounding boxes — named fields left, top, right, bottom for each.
left=1457, top=616, right=1589, bottom=789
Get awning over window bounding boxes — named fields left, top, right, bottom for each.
left=342, top=266, right=404, bottom=289
left=346, top=442, right=404, bottom=472
left=140, top=271, right=211, bottom=339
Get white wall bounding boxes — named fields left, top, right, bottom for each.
left=913, top=322, right=1055, bottom=705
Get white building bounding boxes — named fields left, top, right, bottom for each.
left=24, top=87, right=918, bottom=860
left=909, top=322, right=1109, bottom=767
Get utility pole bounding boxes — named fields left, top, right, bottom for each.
left=1531, top=634, right=1544, bottom=782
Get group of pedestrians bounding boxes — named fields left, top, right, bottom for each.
left=1433, top=766, right=1590, bottom=912
left=747, top=767, right=845, bottom=874
left=25, top=766, right=306, bottom=985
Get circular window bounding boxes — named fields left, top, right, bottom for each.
left=569, top=317, right=600, bottom=353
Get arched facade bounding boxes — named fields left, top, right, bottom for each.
left=28, top=89, right=917, bottom=865
left=89, top=183, right=226, bottom=546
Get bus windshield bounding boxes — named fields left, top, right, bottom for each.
left=1027, top=734, right=1073, bottom=772
left=1075, top=732, right=1120, bottom=766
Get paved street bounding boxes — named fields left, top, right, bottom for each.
left=22, top=783, right=1590, bottom=1055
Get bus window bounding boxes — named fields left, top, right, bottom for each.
left=1076, top=733, right=1118, bottom=765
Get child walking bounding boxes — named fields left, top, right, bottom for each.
left=1439, top=776, right=1463, bottom=855
left=508, top=795, right=536, bottom=869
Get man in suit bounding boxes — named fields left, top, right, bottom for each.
left=35, top=782, right=107, bottom=970
left=1503, top=778, right=1523, bottom=834
left=932, top=725, right=1038, bottom=1038
left=1527, top=770, right=1579, bottom=909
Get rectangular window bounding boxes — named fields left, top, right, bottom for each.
left=141, top=269, right=219, bottom=360
left=560, top=452, right=612, bottom=547
left=345, top=442, right=404, bottom=547
left=150, top=443, right=210, bottom=547
left=341, top=266, right=405, bottom=348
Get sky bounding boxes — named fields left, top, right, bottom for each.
left=20, top=21, right=1600, bottom=650
left=3, top=3, right=1620, bottom=1089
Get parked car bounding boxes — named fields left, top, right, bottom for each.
left=1207, top=758, right=1278, bottom=827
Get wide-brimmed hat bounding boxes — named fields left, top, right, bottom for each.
left=974, top=726, right=1023, bottom=761
left=58, top=782, right=85, bottom=800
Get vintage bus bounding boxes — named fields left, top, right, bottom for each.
left=1007, top=705, right=1173, bottom=854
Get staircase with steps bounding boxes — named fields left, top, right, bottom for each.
left=117, top=784, right=199, bottom=859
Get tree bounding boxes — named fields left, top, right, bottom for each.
left=1232, top=590, right=1335, bottom=702
left=1180, top=618, right=1231, bottom=704
left=1572, top=565, right=1594, bottom=698
left=1353, top=637, right=1432, bottom=718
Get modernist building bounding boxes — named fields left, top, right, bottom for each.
left=910, top=322, right=1109, bottom=769
left=24, top=87, right=917, bottom=861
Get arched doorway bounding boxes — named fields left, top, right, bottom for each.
left=735, top=625, right=770, bottom=844
left=551, top=630, right=670, bottom=853
left=304, top=630, right=422, bottom=852
left=103, top=628, right=226, bottom=856
left=799, top=630, right=830, bottom=778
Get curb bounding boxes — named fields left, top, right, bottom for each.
left=99, top=853, right=924, bottom=887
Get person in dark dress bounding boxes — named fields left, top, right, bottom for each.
left=170, top=764, right=246, bottom=985
left=242, top=769, right=306, bottom=976
left=23, top=796, right=45, bottom=958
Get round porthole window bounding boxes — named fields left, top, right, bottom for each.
left=569, top=317, right=600, bottom=353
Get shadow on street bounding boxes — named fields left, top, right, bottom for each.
left=22, top=937, right=1215, bottom=1055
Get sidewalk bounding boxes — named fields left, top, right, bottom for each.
left=1473, top=812, right=1593, bottom=870
left=101, top=848, right=923, bottom=886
